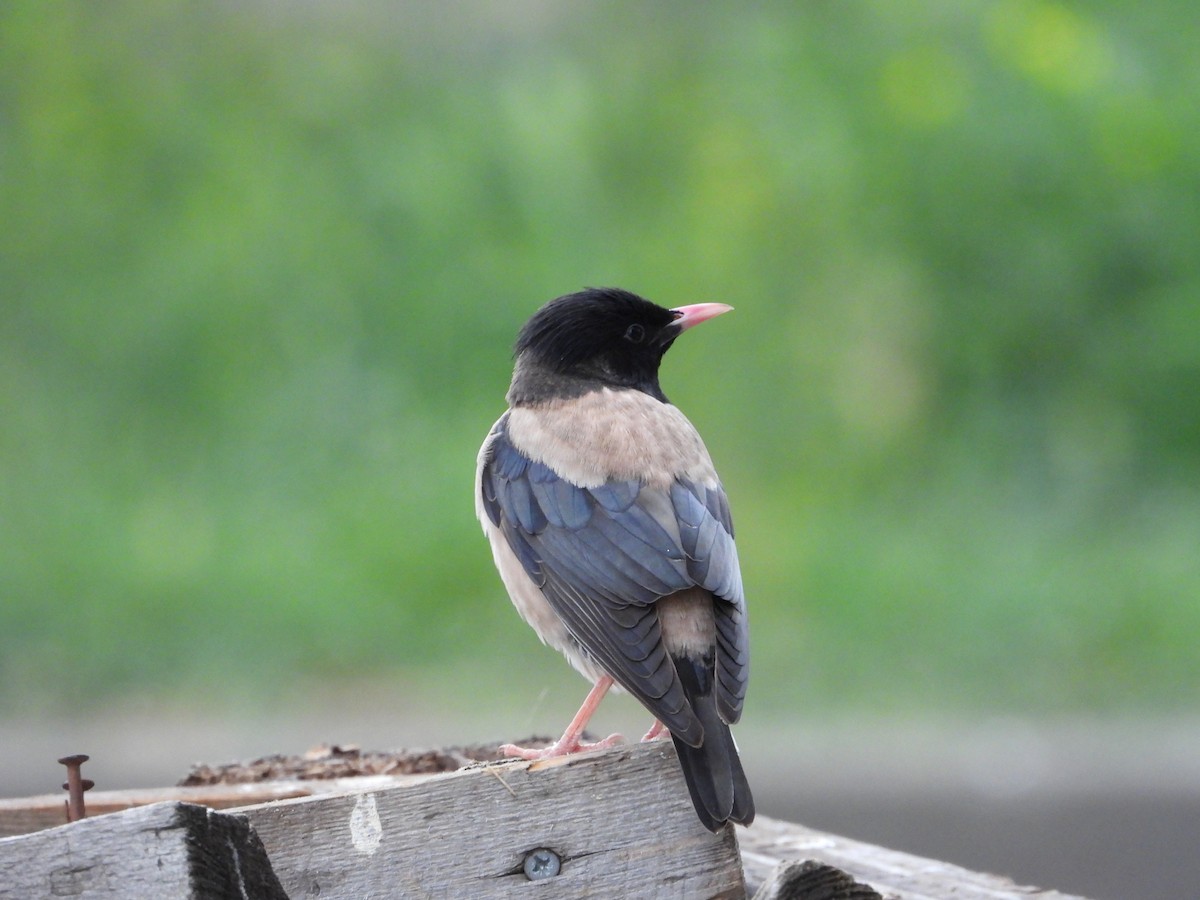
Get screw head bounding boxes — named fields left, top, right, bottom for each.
left=523, top=848, right=561, bottom=881
left=58, top=755, right=90, bottom=767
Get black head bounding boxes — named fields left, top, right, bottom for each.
left=512, top=288, right=684, bottom=402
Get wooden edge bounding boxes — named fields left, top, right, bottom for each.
left=738, top=815, right=1093, bottom=900
left=0, top=773, right=430, bottom=839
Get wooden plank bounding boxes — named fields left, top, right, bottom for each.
left=740, top=814, right=1092, bottom=900
left=0, top=801, right=287, bottom=900
left=235, top=740, right=746, bottom=899
left=1, top=743, right=1098, bottom=898
left=0, top=775, right=426, bottom=839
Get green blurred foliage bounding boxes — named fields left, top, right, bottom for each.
left=1, top=1, right=1197, bottom=716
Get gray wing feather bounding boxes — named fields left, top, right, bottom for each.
left=480, top=416, right=749, bottom=731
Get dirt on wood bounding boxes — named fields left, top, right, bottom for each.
left=176, top=740, right=552, bottom=786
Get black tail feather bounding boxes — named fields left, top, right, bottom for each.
left=671, top=655, right=755, bottom=832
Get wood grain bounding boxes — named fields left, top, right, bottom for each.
left=740, top=815, right=1092, bottom=900
left=0, top=775, right=426, bottom=839
left=0, top=801, right=287, bottom=899
left=1, top=742, right=1100, bottom=899
left=238, top=740, right=746, bottom=899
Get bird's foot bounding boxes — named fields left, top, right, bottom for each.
left=500, top=732, right=625, bottom=761
left=640, top=720, right=668, bottom=742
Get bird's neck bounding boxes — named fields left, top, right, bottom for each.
left=507, top=355, right=668, bottom=407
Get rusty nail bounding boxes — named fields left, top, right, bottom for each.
left=58, top=754, right=92, bottom=822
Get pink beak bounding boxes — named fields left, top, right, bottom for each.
left=670, top=303, right=734, bottom=331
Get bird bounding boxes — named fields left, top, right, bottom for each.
left=475, top=286, right=754, bottom=832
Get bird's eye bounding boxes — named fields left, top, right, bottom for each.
left=624, top=323, right=646, bottom=344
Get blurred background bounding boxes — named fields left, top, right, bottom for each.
left=2, top=2, right=1197, bottom=897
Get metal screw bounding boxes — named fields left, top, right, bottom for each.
left=58, top=754, right=93, bottom=822
left=523, top=847, right=561, bottom=881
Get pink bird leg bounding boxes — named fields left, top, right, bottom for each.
left=500, top=675, right=625, bottom=760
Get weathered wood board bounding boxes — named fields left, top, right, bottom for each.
left=237, top=740, right=745, bottom=899
left=0, top=742, right=1099, bottom=899
left=0, top=801, right=287, bottom=900
left=740, top=814, right=1092, bottom=900
left=0, top=775, right=424, bottom=839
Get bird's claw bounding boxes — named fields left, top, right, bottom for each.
left=500, top=733, right=626, bottom=760
left=640, top=720, right=668, bottom=742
